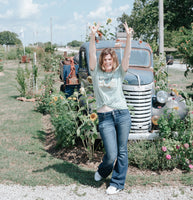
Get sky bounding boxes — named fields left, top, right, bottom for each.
left=0, top=0, right=134, bottom=46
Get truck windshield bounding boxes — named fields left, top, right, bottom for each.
left=96, top=48, right=151, bottom=68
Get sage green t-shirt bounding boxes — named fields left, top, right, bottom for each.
left=90, top=64, right=128, bottom=110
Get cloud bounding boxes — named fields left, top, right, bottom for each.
left=17, top=0, right=40, bottom=19
left=73, top=12, right=84, bottom=21
left=0, top=9, right=13, bottom=19
left=54, top=24, right=67, bottom=31
left=86, top=1, right=130, bottom=22
left=100, top=0, right=112, bottom=7
left=118, top=4, right=130, bottom=12
left=88, top=6, right=112, bottom=19
left=87, top=0, right=113, bottom=19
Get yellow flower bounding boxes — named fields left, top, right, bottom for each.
left=173, top=106, right=179, bottom=110
left=87, top=76, right=93, bottom=84
left=73, top=97, right=77, bottom=101
left=68, top=97, right=72, bottom=100
left=49, top=101, right=53, bottom=105
left=90, top=113, right=98, bottom=122
left=106, top=18, right=112, bottom=25
left=53, top=96, right=58, bottom=101
left=172, top=88, right=179, bottom=96
left=49, top=101, right=55, bottom=106
left=152, top=116, right=159, bottom=125
left=60, top=96, right=64, bottom=100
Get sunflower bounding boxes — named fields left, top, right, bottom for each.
left=90, top=113, right=98, bottom=122
left=53, top=96, right=58, bottom=101
left=152, top=116, right=159, bottom=125
left=87, top=76, right=93, bottom=84
left=106, top=18, right=112, bottom=25
left=49, top=100, right=54, bottom=105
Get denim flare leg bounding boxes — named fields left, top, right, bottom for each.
left=97, top=109, right=131, bottom=190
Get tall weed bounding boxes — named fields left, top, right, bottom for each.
left=16, top=67, right=27, bottom=97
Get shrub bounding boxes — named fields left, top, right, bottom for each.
left=0, top=47, right=4, bottom=72
left=16, top=67, right=27, bottom=97
left=50, top=93, right=78, bottom=148
left=35, top=74, right=55, bottom=114
left=49, top=90, right=99, bottom=159
left=158, top=105, right=193, bottom=171
left=6, top=48, right=18, bottom=60
left=128, top=141, right=160, bottom=170
left=41, top=54, right=60, bottom=72
left=35, top=86, right=100, bottom=160
left=177, top=23, right=193, bottom=77
left=16, top=63, right=40, bottom=98
left=128, top=99, right=193, bottom=172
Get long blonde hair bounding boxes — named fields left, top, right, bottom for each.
left=99, top=48, right=119, bottom=71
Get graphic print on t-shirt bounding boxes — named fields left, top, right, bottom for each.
left=98, top=75, right=117, bottom=88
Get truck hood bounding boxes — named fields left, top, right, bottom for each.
left=124, top=68, right=154, bottom=85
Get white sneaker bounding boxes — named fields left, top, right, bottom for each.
left=106, top=186, right=122, bottom=195
left=94, top=171, right=102, bottom=181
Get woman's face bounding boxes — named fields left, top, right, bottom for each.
left=103, top=54, right=113, bottom=72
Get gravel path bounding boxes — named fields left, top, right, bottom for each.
left=1, top=184, right=193, bottom=200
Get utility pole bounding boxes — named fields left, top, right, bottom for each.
left=159, top=0, right=164, bottom=56
left=50, top=17, right=53, bottom=46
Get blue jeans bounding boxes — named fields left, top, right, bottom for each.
left=97, top=109, right=131, bottom=190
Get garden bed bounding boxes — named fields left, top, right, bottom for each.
left=42, top=114, right=187, bottom=181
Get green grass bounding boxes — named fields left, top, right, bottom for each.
left=0, top=61, right=100, bottom=187
left=0, top=60, right=192, bottom=188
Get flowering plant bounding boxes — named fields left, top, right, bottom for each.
left=158, top=107, right=193, bottom=171
left=76, top=88, right=99, bottom=160
left=96, top=18, right=116, bottom=40
left=86, top=18, right=116, bottom=42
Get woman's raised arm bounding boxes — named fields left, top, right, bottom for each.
left=121, top=22, right=133, bottom=72
left=89, top=23, right=100, bottom=71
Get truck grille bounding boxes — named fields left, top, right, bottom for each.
left=122, top=83, right=153, bottom=134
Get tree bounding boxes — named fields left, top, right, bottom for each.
left=117, top=0, right=159, bottom=42
left=164, top=0, right=193, bottom=31
left=67, top=40, right=83, bottom=47
left=44, top=42, right=56, bottom=54
left=116, top=0, right=193, bottom=50
left=177, top=23, right=193, bottom=76
left=0, top=31, right=22, bottom=45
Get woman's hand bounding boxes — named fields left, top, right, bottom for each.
left=122, top=22, right=133, bottom=71
left=90, top=23, right=100, bottom=36
left=123, top=22, right=133, bottom=37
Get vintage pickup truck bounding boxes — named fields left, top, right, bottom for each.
left=62, top=33, right=187, bottom=140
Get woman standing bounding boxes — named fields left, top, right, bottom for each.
left=89, top=22, right=133, bottom=195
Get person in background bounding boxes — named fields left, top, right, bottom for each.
left=62, top=57, right=80, bottom=98
left=89, top=22, right=133, bottom=195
